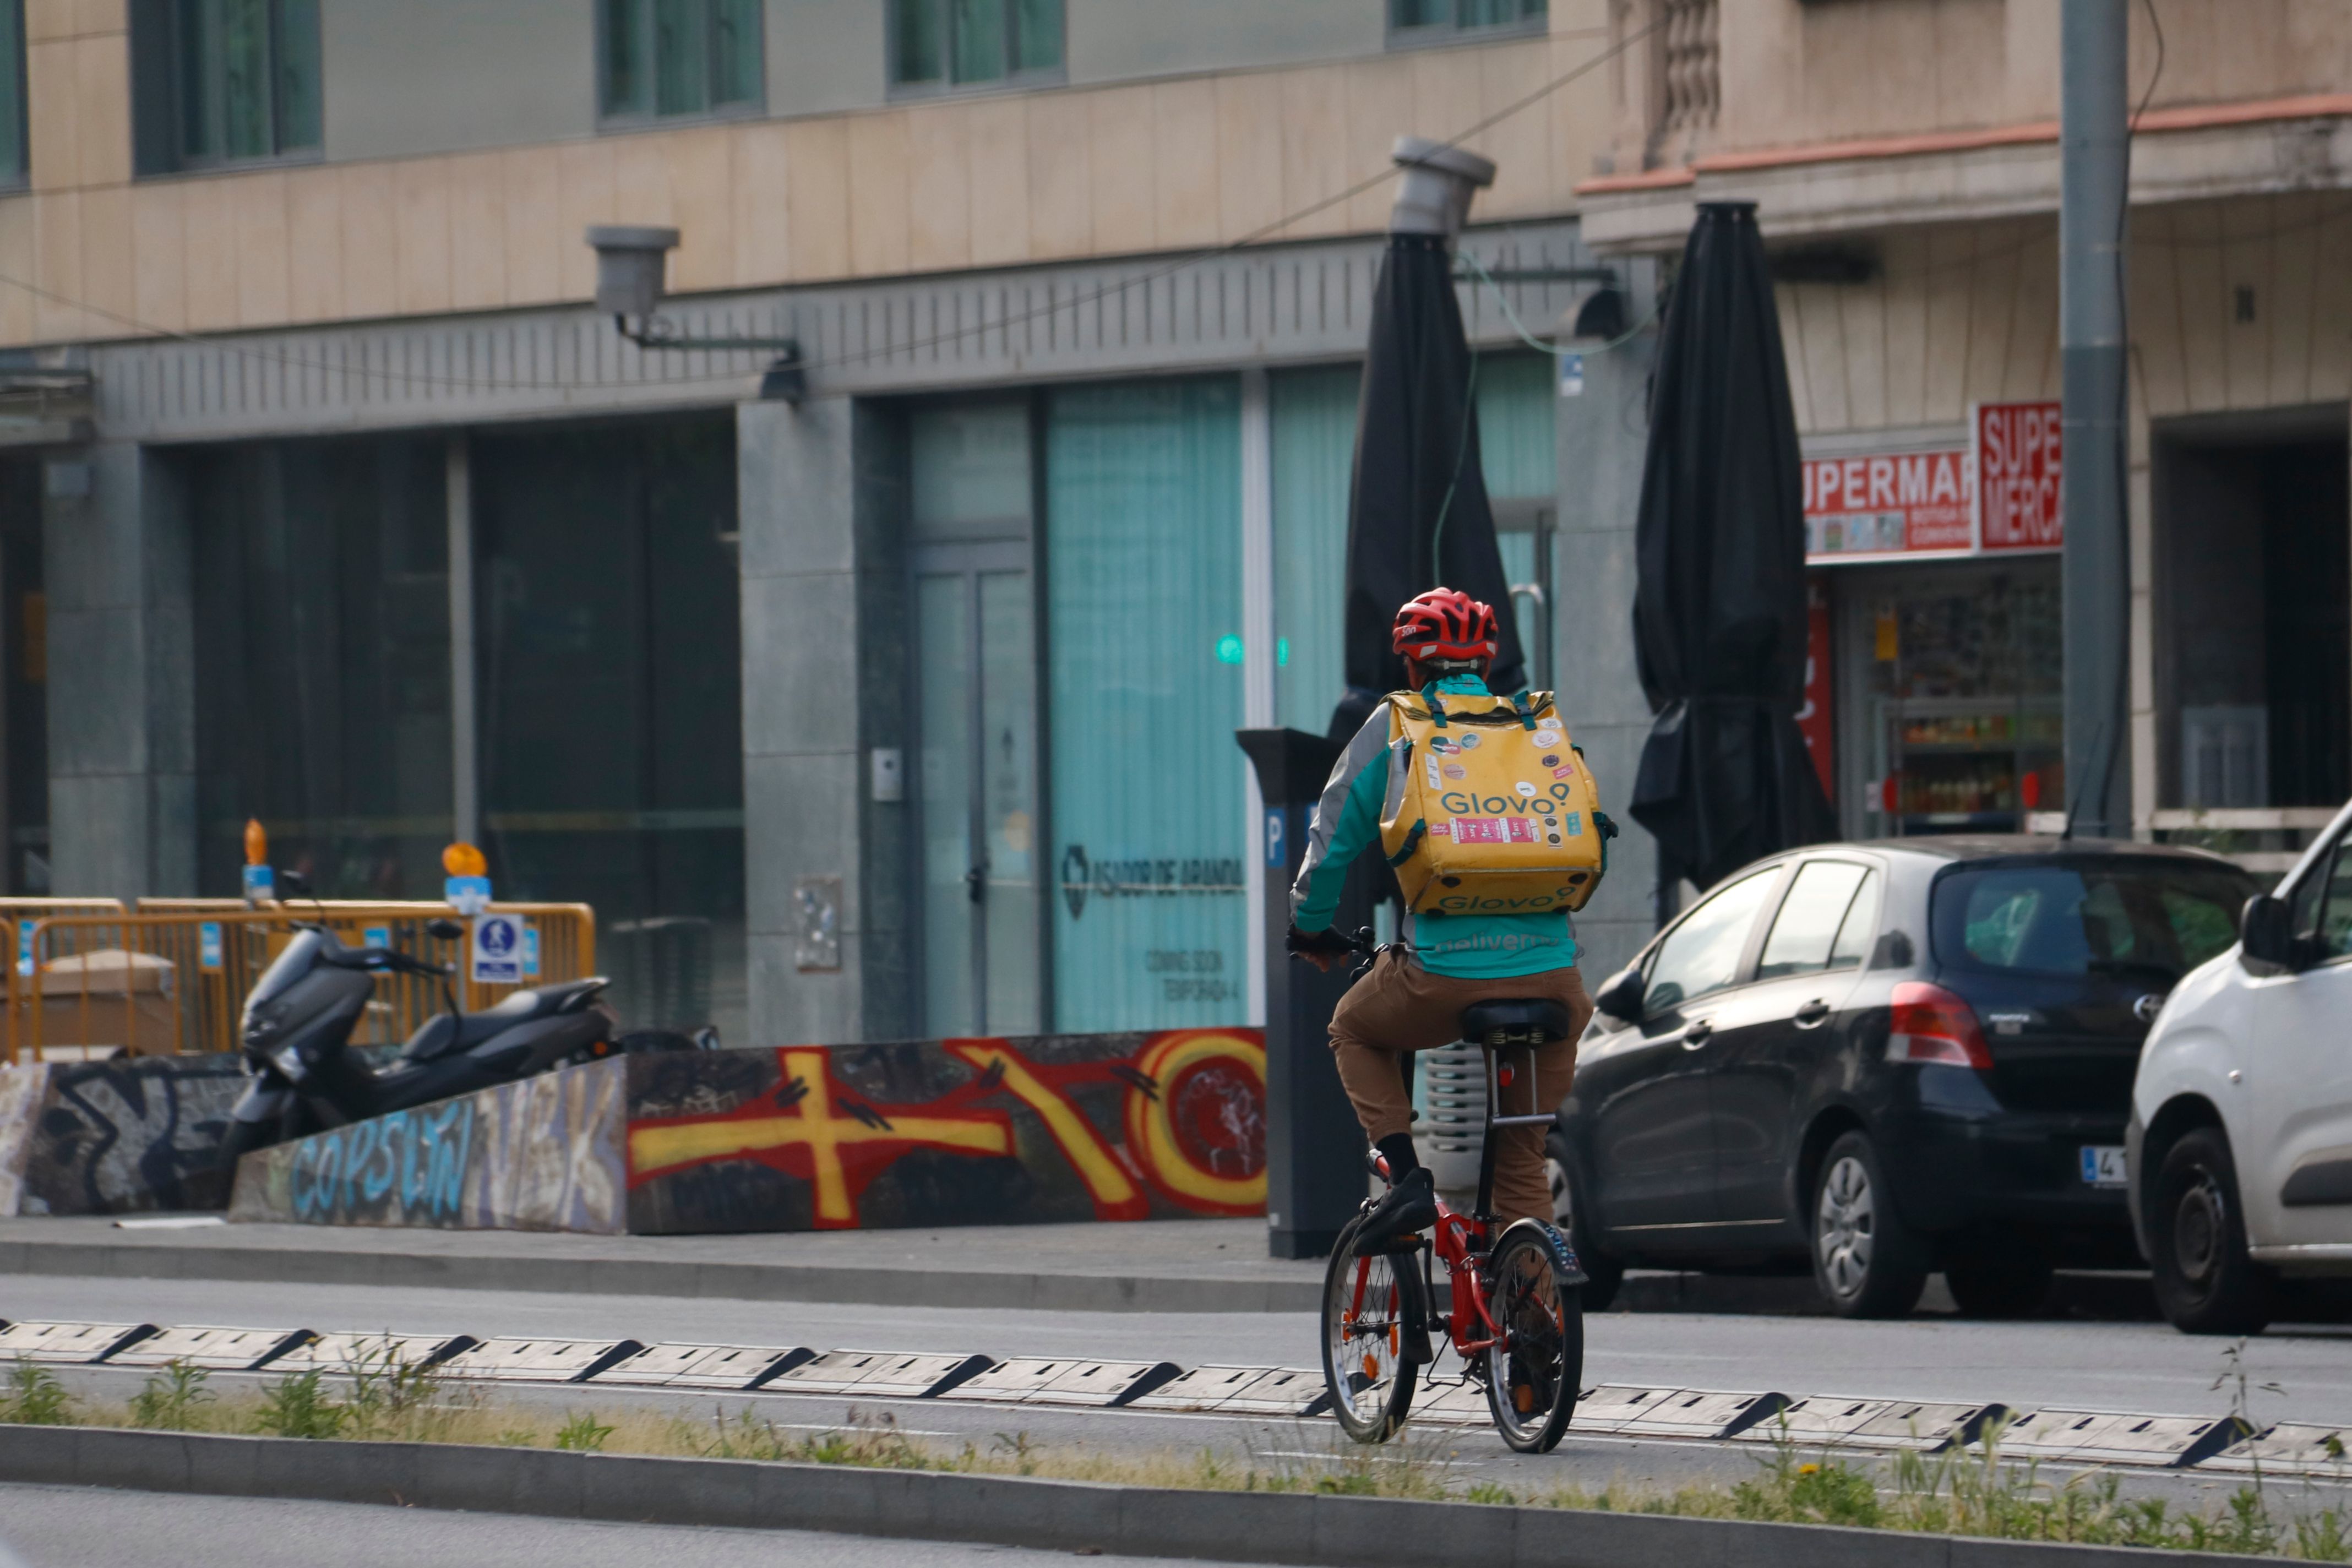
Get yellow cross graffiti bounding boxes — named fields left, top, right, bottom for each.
left=942, top=1039, right=1145, bottom=1217
left=628, top=1048, right=1012, bottom=1225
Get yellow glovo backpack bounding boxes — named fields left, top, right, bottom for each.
left=1378, top=687, right=1614, bottom=916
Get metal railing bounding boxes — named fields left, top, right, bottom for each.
left=6, top=903, right=596, bottom=1064
left=2148, top=807, right=2342, bottom=879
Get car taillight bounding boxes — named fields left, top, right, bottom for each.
left=1886, top=981, right=1992, bottom=1070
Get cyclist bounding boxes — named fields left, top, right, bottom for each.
left=1287, top=587, right=1593, bottom=1250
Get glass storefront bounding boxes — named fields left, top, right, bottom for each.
left=191, top=417, right=746, bottom=1043
left=1270, top=351, right=1556, bottom=733
left=192, top=436, right=454, bottom=900
left=909, top=400, right=1042, bottom=1037
left=912, top=355, right=1558, bottom=1036
left=1830, top=559, right=2064, bottom=839
left=1046, top=378, right=1246, bottom=1032
left=471, top=416, right=745, bottom=1042
left=0, top=460, right=44, bottom=894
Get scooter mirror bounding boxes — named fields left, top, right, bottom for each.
left=279, top=869, right=311, bottom=897
left=425, top=917, right=465, bottom=942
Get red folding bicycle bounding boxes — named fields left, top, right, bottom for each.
left=1318, top=933, right=1587, bottom=1453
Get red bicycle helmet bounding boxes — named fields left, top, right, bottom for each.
left=1391, top=587, right=1499, bottom=663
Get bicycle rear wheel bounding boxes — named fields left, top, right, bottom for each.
left=1483, top=1219, right=1583, bottom=1453
left=1320, top=1214, right=1429, bottom=1444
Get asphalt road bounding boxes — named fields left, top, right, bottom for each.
left=12, top=1271, right=2352, bottom=1427
left=0, top=1483, right=1260, bottom=1568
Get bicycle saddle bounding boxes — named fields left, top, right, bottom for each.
left=1460, top=998, right=1574, bottom=1044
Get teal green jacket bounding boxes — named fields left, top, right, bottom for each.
left=1291, top=675, right=1577, bottom=979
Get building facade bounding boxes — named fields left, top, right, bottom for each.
left=16, top=0, right=2342, bottom=1052
left=1582, top=0, right=2352, bottom=884
left=7, top=0, right=1673, bottom=1048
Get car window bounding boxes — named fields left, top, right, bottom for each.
left=2162, top=887, right=2238, bottom=967
left=1827, top=869, right=1882, bottom=971
left=1934, top=861, right=2260, bottom=981
left=2289, top=844, right=2334, bottom=941
left=1757, top=861, right=1872, bottom=980
left=1645, top=868, right=1779, bottom=1015
left=2318, top=847, right=2352, bottom=961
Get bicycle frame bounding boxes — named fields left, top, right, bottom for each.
left=1366, top=1035, right=1547, bottom=1360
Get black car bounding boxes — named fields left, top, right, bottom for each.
left=1551, top=837, right=2258, bottom=1318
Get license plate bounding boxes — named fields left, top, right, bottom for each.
left=2081, top=1145, right=2128, bottom=1188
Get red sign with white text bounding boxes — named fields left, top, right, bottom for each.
left=1976, top=400, right=2064, bottom=551
left=1802, top=448, right=1975, bottom=562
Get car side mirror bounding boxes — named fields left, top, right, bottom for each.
left=1593, top=965, right=1645, bottom=1023
left=425, top=917, right=465, bottom=943
left=2240, top=894, right=2293, bottom=973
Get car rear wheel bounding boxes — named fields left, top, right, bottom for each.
left=2149, top=1128, right=2274, bottom=1336
left=1811, top=1131, right=1930, bottom=1319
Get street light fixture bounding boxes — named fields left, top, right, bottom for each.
left=585, top=225, right=805, bottom=403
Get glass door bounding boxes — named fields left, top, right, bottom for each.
left=914, top=541, right=1041, bottom=1037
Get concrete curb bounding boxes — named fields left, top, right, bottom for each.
left=0, top=1237, right=1322, bottom=1315
left=0, top=1424, right=2258, bottom=1567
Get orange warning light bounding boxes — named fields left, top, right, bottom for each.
left=243, top=819, right=267, bottom=867
left=442, top=842, right=487, bottom=878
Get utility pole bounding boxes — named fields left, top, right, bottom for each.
left=2060, top=0, right=2132, bottom=839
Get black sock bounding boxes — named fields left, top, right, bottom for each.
left=1375, top=1133, right=1421, bottom=1181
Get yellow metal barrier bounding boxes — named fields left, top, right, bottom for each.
left=8, top=904, right=597, bottom=1064
left=0, top=900, right=131, bottom=1065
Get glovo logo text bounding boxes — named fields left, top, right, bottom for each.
left=1433, top=890, right=1570, bottom=913
left=1438, top=781, right=1576, bottom=816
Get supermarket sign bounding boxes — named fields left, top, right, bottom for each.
left=1804, top=402, right=2061, bottom=564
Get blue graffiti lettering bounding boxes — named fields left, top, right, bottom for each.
left=427, top=1102, right=472, bottom=1217
left=277, top=1098, right=475, bottom=1224
left=358, top=1112, right=401, bottom=1205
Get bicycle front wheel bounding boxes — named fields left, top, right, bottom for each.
left=1320, top=1215, right=1428, bottom=1444
left=1483, top=1219, right=1583, bottom=1453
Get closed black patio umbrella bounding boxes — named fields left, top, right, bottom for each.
left=1328, top=137, right=1526, bottom=743
left=1629, top=201, right=1836, bottom=899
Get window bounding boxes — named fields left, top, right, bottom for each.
left=1934, top=862, right=2258, bottom=981
left=1481, top=354, right=1558, bottom=688
left=2293, top=841, right=2352, bottom=962
left=1757, top=862, right=1874, bottom=981
left=891, top=0, right=1063, bottom=92
left=1644, top=868, right=1778, bottom=1015
left=1047, top=378, right=1243, bottom=1032
left=173, top=0, right=320, bottom=165
left=601, top=0, right=763, bottom=121
left=1391, top=0, right=1547, bottom=42
left=1828, top=872, right=1882, bottom=972
left=0, top=1, right=23, bottom=188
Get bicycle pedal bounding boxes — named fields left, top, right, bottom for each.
left=1401, top=1325, right=1435, bottom=1366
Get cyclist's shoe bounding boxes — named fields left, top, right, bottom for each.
left=1355, top=1168, right=1438, bottom=1251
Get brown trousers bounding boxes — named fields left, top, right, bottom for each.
left=1327, top=950, right=1592, bottom=1227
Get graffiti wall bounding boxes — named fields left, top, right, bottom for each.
left=0, top=1054, right=251, bottom=1216
left=625, top=1029, right=1266, bottom=1234
left=221, top=1028, right=1265, bottom=1235
left=228, top=1057, right=628, bottom=1233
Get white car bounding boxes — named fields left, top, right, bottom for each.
left=2130, top=799, right=2352, bottom=1333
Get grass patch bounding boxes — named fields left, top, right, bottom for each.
left=14, top=1346, right=2352, bottom=1559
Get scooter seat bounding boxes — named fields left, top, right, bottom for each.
left=399, top=980, right=605, bottom=1063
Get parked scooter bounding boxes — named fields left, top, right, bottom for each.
left=221, top=876, right=627, bottom=1161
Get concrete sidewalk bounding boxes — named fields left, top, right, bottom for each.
left=0, top=1216, right=1324, bottom=1315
